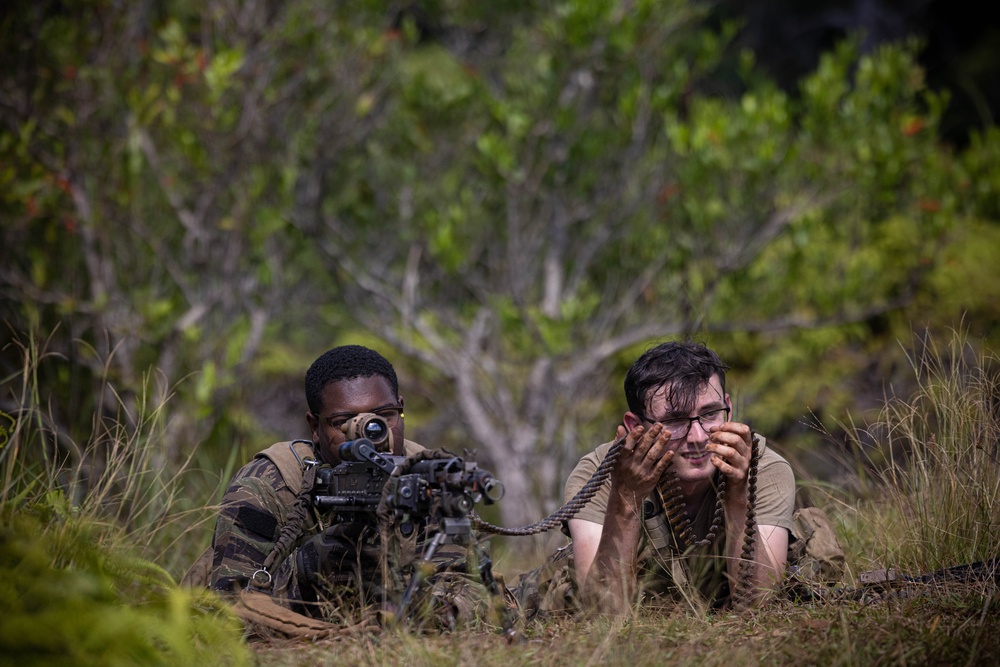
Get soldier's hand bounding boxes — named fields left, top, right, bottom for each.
left=706, top=421, right=753, bottom=487
left=296, top=522, right=380, bottom=586
left=610, top=422, right=675, bottom=508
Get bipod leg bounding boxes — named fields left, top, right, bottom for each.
left=476, top=545, right=519, bottom=641
left=392, top=531, right=445, bottom=624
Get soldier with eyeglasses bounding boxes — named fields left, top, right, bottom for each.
left=564, top=341, right=795, bottom=612
left=206, top=345, right=434, bottom=620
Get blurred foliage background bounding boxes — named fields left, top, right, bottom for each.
left=2, top=0, right=999, bottom=562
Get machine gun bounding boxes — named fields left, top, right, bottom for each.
left=310, top=414, right=504, bottom=533
left=306, top=413, right=506, bottom=622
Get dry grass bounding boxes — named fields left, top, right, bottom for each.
left=249, top=586, right=1000, bottom=666
left=1, top=333, right=228, bottom=574
left=841, top=330, right=1000, bottom=576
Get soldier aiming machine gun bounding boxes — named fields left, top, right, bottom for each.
left=302, top=413, right=506, bottom=621
left=310, top=413, right=504, bottom=538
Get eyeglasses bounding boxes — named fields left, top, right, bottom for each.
left=638, top=407, right=730, bottom=440
left=315, top=406, right=403, bottom=431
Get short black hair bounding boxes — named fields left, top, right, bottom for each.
left=624, top=340, right=729, bottom=417
left=304, top=345, right=399, bottom=414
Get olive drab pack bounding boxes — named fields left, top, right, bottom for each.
left=788, top=506, right=846, bottom=584
left=510, top=544, right=579, bottom=620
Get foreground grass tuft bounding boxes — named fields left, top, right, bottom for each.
left=0, top=504, right=251, bottom=666
left=1, top=336, right=250, bottom=665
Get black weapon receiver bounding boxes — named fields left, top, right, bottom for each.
left=311, top=438, right=401, bottom=512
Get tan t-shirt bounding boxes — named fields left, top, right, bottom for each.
left=563, top=434, right=796, bottom=601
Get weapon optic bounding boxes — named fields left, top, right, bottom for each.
left=310, top=414, right=504, bottom=528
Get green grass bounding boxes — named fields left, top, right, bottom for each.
left=2, top=328, right=998, bottom=665
left=1, top=334, right=251, bottom=666
left=838, top=330, right=1000, bottom=578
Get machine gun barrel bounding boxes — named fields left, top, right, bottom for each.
left=311, top=440, right=503, bottom=521
left=405, top=457, right=504, bottom=503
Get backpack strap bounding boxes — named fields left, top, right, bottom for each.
left=180, top=440, right=317, bottom=590
left=254, top=440, right=317, bottom=496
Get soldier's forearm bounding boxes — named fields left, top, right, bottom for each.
left=724, top=494, right=784, bottom=606
left=723, top=488, right=761, bottom=602
left=584, top=489, right=643, bottom=614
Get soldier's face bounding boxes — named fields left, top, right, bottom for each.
left=644, top=374, right=730, bottom=490
left=308, top=375, right=405, bottom=465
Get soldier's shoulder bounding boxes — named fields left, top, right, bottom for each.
left=588, top=438, right=618, bottom=464
left=224, top=442, right=302, bottom=498
left=751, top=433, right=786, bottom=462
left=232, top=453, right=282, bottom=482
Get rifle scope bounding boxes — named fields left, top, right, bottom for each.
left=341, top=413, right=391, bottom=450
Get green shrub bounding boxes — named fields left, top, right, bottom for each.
left=1, top=502, right=250, bottom=666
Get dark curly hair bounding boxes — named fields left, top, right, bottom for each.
left=304, top=345, right=399, bottom=414
left=624, top=340, right=729, bottom=418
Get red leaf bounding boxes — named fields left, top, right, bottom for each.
left=903, top=118, right=925, bottom=136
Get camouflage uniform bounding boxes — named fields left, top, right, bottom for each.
left=210, top=439, right=426, bottom=616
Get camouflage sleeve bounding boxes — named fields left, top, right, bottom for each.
left=210, top=457, right=301, bottom=596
